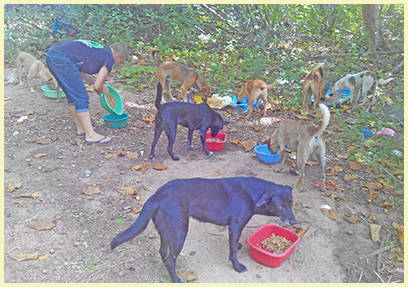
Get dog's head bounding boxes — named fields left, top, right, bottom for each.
left=199, top=85, right=211, bottom=99
left=255, top=185, right=296, bottom=225
left=210, top=112, right=229, bottom=137
left=40, top=68, right=58, bottom=90
left=264, top=131, right=280, bottom=153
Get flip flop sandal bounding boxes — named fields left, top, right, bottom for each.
left=76, top=132, right=85, bottom=137
left=85, top=136, right=112, bottom=145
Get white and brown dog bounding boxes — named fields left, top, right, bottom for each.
left=265, top=103, right=330, bottom=191
left=16, top=51, right=58, bottom=92
left=236, top=79, right=278, bottom=117
left=329, top=70, right=393, bottom=110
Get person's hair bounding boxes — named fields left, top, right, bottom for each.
left=110, top=42, right=129, bottom=59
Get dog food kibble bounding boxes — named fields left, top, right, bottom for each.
left=206, top=138, right=223, bottom=143
left=106, top=93, right=116, bottom=109
left=260, top=234, right=292, bottom=254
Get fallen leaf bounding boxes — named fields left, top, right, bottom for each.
left=336, top=153, right=349, bottom=159
left=215, top=169, right=223, bottom=176
left=8, top=252, right=39, bottom=262
left=302, top=203, right=311, bottom=209
left=26, top=110, right=35, bottom=115
left=229, top=138, right=241, bottom=145
left=131, top=162, right=150, bottom=173
left=344, top=214, right=359, bottom=224
left=34, top=138, right=57, bottom=145
left=132, top=206, right=142, bottom=214
left=38, top=255, right=48, bottom=260
left=365, top=182, right=383, bottom=190
left=7, top=182, right=22, bottom=192
left=306, top=160, right=318, bottom=166
left=321, top=207, right=337, bottom=220
left=177, top=270, right=198, bottom=282
left=152, top=162, right=167, bottom=170
left=28, top=218, right=56, bottom=231
left=33, top=153, right=47, bottom=158
left=251, top=125, right=262, bottom=132
left=297, top=224, right=311, bottom=238
left=124, top=262, right=135, bottom=270
left=326, top=165, right=343, bottom=175
left=344, top=174, right=358, bottom=181
left=392, top=222, right=404, bottom=248
left=369, top=224, right=381, bottom=242
left=142, top=115, right=155, bottom=123
left=12, top=192, right=41, bottom=199
left=117, top=186, right=138, bottom=196
left=348, top=161, right=362, bottom=171
left=321, top=192, right=344, bottom=201
left=82, top=186, right=101, bottom=195
left=368, top=213, right=376, bottom=223
left=379, top=201, right=392, bottom=210
left=314, top=182, right=336, bottom=190
left=126, top=151, right=138, bottom=159
left=242, top=139, right=257, bottom=152
left=104, top=152, right=119, bottom=159
left=367, top=190, right=379, bottom=201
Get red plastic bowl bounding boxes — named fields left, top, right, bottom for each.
left=246, top=224, right=300, bottom=268
left=205, top=131, right=227, bottom=151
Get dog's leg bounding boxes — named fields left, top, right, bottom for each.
left=27, top=65, right=38, bottom=93
left=164, top=123, right=180, bottom=161
left=246, top=96, right=256, bottom=118
left=165, top=75, right=176, bottom=101
left=318, top=140, right=327, bottom=192
left=295, top=144, right=308, bottom=190
left=228, top=223, right=247, bottom=273
left=199, top=129, right=213, bottom=157
left=149, top=121, right=164, bottom=160
left=187, top=129, right=194, bottom=150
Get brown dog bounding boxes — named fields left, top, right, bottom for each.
left=301, top=65, right=327, bottom=109
left=236, top=79, right=278, bottom=117
left=265, top=103, right=330, bottom=191
left=16, top=51, right=58, bottom=93
left=152, top=49, right=211, bottom=102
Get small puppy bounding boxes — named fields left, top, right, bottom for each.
left=149, top=82, right=227, bottom=161
left=110, top=176, right=296, bottom=283
left=16, top=51, right=58, bottom=92
left=329, top=70, right=394, bottom=110
left=236, top=79, right=278, bottom=117
left=265, top=103, right=330, bottom=191
left=152, top=49, right=211, bottom=102
left=301, top=64, right=327, bottom=109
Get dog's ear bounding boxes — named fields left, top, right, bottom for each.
left=255, top=193, right=272, bottom=207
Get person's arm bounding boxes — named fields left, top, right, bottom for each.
left=94, top=65, right=109, bottom=95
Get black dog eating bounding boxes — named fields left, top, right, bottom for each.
left=110, top=177, right=296, bottom=283
left=149, top=82, right=228, bottom=161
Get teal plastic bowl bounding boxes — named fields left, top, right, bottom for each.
left=100, top=85, right=123, bottom=115
left=102, top=113, right=129, bottom=128
left=41, top=85, right=66, bottom=99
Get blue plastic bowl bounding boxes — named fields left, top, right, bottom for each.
left=102, top=113, right=129, bottom=128
left=254, top=145, right=281, bottom=164
left=360, top=129, right=374, bottom=137
left=311, top=84, right=350, bottom=107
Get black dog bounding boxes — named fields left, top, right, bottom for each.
left=149, top=82, right=228, bottom=161
left=110, top=177, right=296, bottom=283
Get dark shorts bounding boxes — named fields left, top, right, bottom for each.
left=46, top=49, right=89, bottom=112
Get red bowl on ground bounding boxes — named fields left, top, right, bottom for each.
left=246, top=224, right=300, bottom=268
left=205, top=131, right=227, bottom=151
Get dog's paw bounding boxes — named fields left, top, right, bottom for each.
left=207, top=151, right=214, bottom=157
left=233, top=262, right=247, bottom=273
left=172, top=156, right=180, bottom=161
left=188, top=145, right=194, bottom=151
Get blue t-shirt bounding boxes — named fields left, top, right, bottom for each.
left=52, top=40, right=114, bottom=75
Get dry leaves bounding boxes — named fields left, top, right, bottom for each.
left=215, top=169, right=223, bottom=176
left=131, top=162, right=151, bottom=173
left=365, top=182, right=383, bottom=190
left=369, top=224, right=381, bottom=242
left=229, top=139, right=241, bottom=145
left=117, top=186, right=138, bottom=196
left=242, top=139, right=257, bottom=152
left=344, top=174, right=358, bottom=181
left=124, top=262, right=135, bottom=270
left=32, top=137, right=57, bottom=145
left=321, top=192, right=344, bottom=201
left=142, top=115, right=155, bottom=123
left=321, top=205, right=337, bottom=220
left=344, top=214, right=359, bottom=224
left=28, top=218, right=57, bottom=231
left=126, top=151, right=138, bottom=159
left=33, top=153, right=47, bottom=158
left=82, top=186, right=101, bottom=195
left=348, top=161, right=362, bottom=171
left=392, top=222, right=404, bottom=248
left=7, top=182, right=22, bottom=192
left=326, top=165, right=343, bottom=176
left=152, top=162, right=167, bottom=170
left=132, top=206, right=142, bottom=214
left=8, top=252, right=39, bottom=262
left=177, top=270, right=198, bottom=282
left=12, top=192, right=41, bottom=199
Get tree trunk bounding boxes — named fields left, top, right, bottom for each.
left=362, top=4, right=380, bottom=53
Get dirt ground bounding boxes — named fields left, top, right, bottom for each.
left=3, top=68, right=404, bottom=283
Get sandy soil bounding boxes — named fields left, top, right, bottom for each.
left=3, top=68, right=403, bottom=283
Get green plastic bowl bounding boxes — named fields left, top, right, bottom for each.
left=41, top=85, right=66, bottom=99
left=100, top=85, right=123, bottom=115
left=102, top=113, right=129, bottom=128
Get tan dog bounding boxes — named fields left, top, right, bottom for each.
left=265, top=103, right=330, bottom=191
left=236, top=79, right=278, bottom=117
left=152, top=49, right=211, bottom=102
left=301, top=65, right=327, bottom=109
left=16, top=51, right=58, bottom=92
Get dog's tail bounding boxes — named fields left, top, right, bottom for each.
left=378, top=77, right=394, bottom=86
left=110, top=198, right=158, bottom=251
left=266, top=82, right=279, bottom=90
left=312, top=103, right=330, bottom=138
left=154, top=82, right=163, bottom=110
left=150, top=48, right=160, bottom=64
